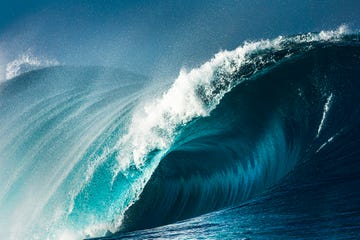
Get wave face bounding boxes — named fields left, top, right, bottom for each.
left=118, top=32, right=360, bottom=233
left=1, top=28, right=360, bottom=239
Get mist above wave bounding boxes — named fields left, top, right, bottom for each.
left=3, top=50, right=59, bottom=81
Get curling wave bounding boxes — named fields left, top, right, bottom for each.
left=0, top=27, right=359, bottom=239
left=118, top=29, right=360, bottom=233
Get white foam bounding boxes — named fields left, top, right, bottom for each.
left=5, top=50, right=59, bottom=80
left=316, top=135, right=335, bottom=153
left=319, top=24, right=349, bottom=41
left=317, top=93, right=334, bottom=138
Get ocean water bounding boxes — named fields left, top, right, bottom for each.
left=0, top=28, right=360, bottom=239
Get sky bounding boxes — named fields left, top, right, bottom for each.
left=0, top=0, right=360, bottom=80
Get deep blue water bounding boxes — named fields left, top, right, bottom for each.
left=0, top=30, right=360, bottom=239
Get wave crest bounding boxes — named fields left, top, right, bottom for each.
left=5, top=50, right=59, bottom=80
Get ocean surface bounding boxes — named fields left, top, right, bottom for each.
left=0, top=28, right=360, bottom=239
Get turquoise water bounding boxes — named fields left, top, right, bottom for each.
left=0, top=30, right=360, bottom=239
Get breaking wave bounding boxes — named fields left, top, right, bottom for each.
left=0, top=26, right=360, bottom=239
